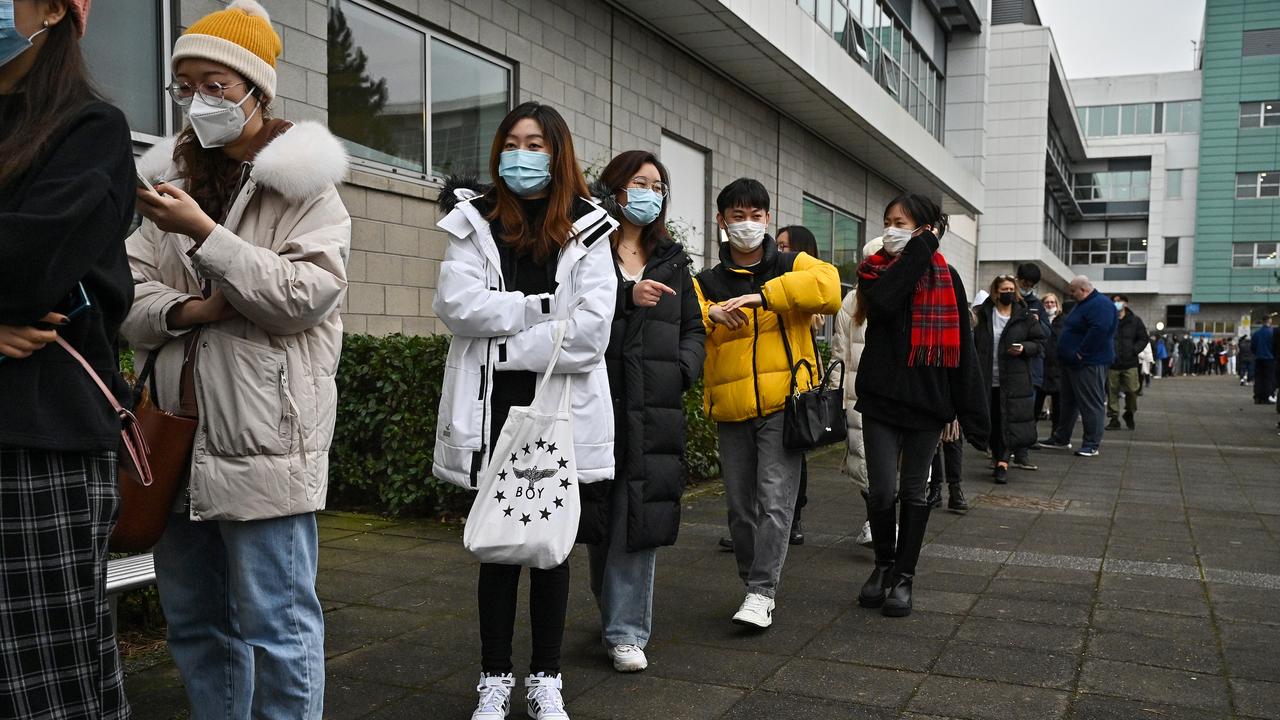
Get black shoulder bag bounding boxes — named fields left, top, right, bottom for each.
left=776, top=317, right=847, bottom=451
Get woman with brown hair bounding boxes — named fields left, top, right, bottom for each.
left=434, top=101, right=618, bottom=720
left=121, top=2, right=350, bottom=716
left=0, top=2, right=135, bottom=717
left=585, top=151, right=704, bottom=673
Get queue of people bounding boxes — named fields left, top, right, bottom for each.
left=9, top=2, right=1270, bottom=719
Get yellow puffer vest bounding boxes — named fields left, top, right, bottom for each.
left=694, top=245, right=842, bottom=423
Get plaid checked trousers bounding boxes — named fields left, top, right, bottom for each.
left=0, top=448, right=129, bottom=719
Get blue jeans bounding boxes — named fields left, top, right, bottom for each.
left=1051, top=364, right=1107, bottom=452
left=154, top=512, right=325, bottom=720
left=588, top=477, right=657, bottom=648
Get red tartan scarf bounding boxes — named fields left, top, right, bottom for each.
left=857, top=249, right=961, bottom=368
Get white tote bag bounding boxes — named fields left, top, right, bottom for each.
left=464, top=322, right=580, bottom=569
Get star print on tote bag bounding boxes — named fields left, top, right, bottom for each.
left=464, top=322, right=581, bottom=569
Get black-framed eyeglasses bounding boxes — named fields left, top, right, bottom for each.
left=166, top=80, right=249, bottom=107
left=626, top=176, right=668, bottom=198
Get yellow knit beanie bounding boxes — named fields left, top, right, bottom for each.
left=171, top=0, right=282, bottom=100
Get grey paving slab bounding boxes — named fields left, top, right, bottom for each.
left=122, top=374, right=1280, bottom=718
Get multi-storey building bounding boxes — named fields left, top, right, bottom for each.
left=86, top=0, right=994, bottom=336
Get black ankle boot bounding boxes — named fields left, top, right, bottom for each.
left=858, top=496, right=897, bottom=608
left=790, top=506, right=805, bottom=546
left=926, top=479, right=942, bottom=509
left=883, top=502, right=931, bottom=617
left=947, top=483, right=968, bottom=513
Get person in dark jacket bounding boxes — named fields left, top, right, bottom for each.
left=1040, top=276, right=1117, bottom=457
left=1107, top=295, right=1149, bottom=430
left=974, top=276, right=1046, bottom=484
left=1239, top=335, right=1254, bottom=385
left=1034, top=293, right=1063, bottom=428
left=0, top=2, right=135, bottom=717
left=585, top=151, right=705, bottom=674
left=1013, top=263, right=1050, bottom=469
left=853, top=194, right=988, bottom=618
left=1179, top=335, right=1196, bottom=375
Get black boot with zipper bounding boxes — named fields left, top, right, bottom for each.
left=858, top=494, right=897, bottom=608
left=882, top=502, right=932, bottom=617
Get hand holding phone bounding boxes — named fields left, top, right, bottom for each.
left=1008, top=342, right=1024, bottom=356
left=136, top=169, right=158, bottom=195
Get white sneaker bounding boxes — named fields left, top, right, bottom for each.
left=525, top=673, right=569, bottom=720
left=732, top=592, right=775, bottom=628
left=471, top=674, right=514, bottom=720
left=608, top=644, right=648, bottom=672
left=855, top=520, right=873, bottom=548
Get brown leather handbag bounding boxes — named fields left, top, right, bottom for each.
left=61, top=337, right=196, bottom=552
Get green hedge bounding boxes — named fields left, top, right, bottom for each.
left=327, top=333, right=720, bottom=517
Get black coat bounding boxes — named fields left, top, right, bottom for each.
left=1042, top=314, right=1064, bottom=393
left=853, top=233, right=989, bottom=445
left=578, top=239, right=706, bottom=550
left=974, top=299, right=1046, bottom=451
left=0, top=99, right=136, bottom=451
left=1112, top=311, right=1150, bottom=370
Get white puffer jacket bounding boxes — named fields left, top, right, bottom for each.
left=433, top=188, right=619, bottom=490
left=122, top=122, right=350, bottom=521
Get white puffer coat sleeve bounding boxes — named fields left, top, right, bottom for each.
left=832, top=289, right=867, bottom=490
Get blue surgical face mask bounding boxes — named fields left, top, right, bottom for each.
left=0, top=0, right=48, bottom=69
left=498, top=149, right=552, bottom=196
left=621, top=187, right=662, bottom=226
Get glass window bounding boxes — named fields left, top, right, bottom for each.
left=799, top=0, right=816, bottom=17
left=1264, top=172, right=1280, bottom=197
left=1165, top=102, right=1182, bottom=133
left=1077, top=107, right=1087, bottom=128
left=817, top=0, right=832, bottom=29
left=1268, top=101, right=1280, bottom=127
left=1120, top=104, right=1136, bottom=135
left=1102, top=105, right=1120, bottom=136
left=430, top=39, right=510, bottom=178
left=1087, top=107, right=1103, bottom=137
left=1164, top=237, right=1179, bottom=265
left=1166, top=169, right=1183, bottom=200
left=81, top=0, right=169, bottom=137
left=660, top=134, right=708, bottom=268
left=1135, top=103, right=1155, bottom=134
left=328, top=0, right=511, bottom=180
left=803, top=197, right=863, bottom=290
left=1181, top=101, right=1200, bottom=132
left=832, top=1, right=849, bottom=47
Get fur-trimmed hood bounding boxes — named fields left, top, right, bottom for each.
left=136, top=121, right=349, bottom=202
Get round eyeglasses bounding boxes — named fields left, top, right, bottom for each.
left=626, top=177, right=668, bottom=198
left=166, top=80, right=250, bottom=107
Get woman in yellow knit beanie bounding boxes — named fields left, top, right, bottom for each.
left=124, top=2, right=351, bottom=718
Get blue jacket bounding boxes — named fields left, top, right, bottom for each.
left=1057, top=290, right=1118, bottom=367
left=1253, top=326, right=1275, bottom=361
left=1023, top=292, right=1051, bottom=388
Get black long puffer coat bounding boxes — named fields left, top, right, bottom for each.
left=578, top=237, right=705, bottom=550
left=974, top=298, right=1046, bottom=451
left=1042, top=314, right=1063, bottom=393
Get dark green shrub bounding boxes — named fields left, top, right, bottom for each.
left=328, top=333, right=470, bottom=517
left=328, top=333, right=722, bottom=516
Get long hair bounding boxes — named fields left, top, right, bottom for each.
left=486, top=102, right=589, bottom=262
left=172, top=79, right=272, bottom=222
left=988, top=274, right=1018, bottom=302
left=0, top=14, right=97, bottom=190
left=597, top=149, right=671, bottom=252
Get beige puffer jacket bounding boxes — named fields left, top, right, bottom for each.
left=121, top=122, right=351, bottom=522
left=831, top=288, right=867, bottom=489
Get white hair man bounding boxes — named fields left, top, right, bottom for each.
left=1037, top=276, right=1118, bottom=457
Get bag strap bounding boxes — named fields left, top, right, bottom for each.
left=774, top=309, right=821, bottom=396
left=56, top=337, right=154, bottom=487
left=532, top=320, right=570, bottom=399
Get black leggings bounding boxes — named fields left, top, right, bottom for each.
left=478, top=562, right=570, bottom=675
left=989, top=387, right=1008, bottom=464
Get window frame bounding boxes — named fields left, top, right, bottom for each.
left=1232, top=242, right=1279, bottom=268
left=330, top=0, right=516, bottom=184
left=87, top=0, right=178, bottom=146
left=1069, top=237, right=1149, bottom=267
left=1236, top=171, right=1280, bottom=199
left=1163, top=237, right=1179, bottom=265
left=801, top=194, right=865, bottom=293
left=1239, top=100, right=1280, bottom=128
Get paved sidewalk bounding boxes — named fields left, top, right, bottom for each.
left=125, top=374, right=1280, bottom=719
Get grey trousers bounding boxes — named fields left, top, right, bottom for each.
left=718, top=411, right=803, bottom=599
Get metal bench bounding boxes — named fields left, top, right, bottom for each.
left=106, top=553, right=156, bottom=620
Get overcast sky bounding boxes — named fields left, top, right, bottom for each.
left=1035, top=0, right=1207, bottom=78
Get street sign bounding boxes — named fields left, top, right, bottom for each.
left=1186, top=303, right=1200, bottom=314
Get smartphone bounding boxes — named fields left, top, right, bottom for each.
left=33, top=283, right=92, bottom=329
left=136, top=169, right=158, bottom=194
left=1011, top=343, right=1024, bottom=352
